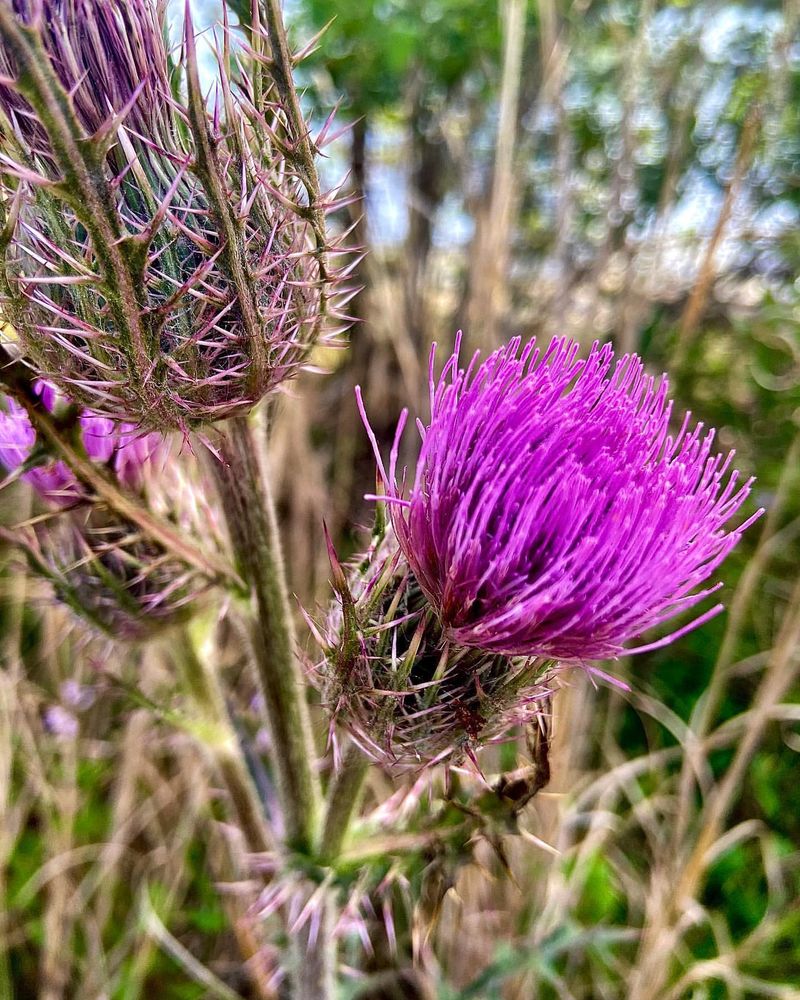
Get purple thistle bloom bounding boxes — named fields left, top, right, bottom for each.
left=0, top=0, right=349, bottom=429
left=0, top=384, right=213, bottom=640
left=0, top=380, right=164, bottom=502
left=358, top=335, right=763, bottom=663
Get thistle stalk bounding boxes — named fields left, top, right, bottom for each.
left=261, top=0, right=331, bottom=292
left=208, top=413, right=320, bottom=855
left=319, top=741, right=370, bottom=863
left=207, top=412, right=334, bottom=999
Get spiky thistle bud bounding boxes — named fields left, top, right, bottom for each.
left=0, top=0, right=348, bottom=430
left=316, top=518, right=557, bottom=771
left=0, top=383, right=217, bottom=638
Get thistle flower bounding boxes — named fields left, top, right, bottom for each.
left=0, top=385, right=214, bottom=638
left=317, top=520, right=556, bottom=770
left=0, top=380, right=162, bottom=500
left=358, top=335, right=763, bottom=662
left=0, top=0, right=348, bottom=430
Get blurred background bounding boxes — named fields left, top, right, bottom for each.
left=1, top=0, right=800, bottom=997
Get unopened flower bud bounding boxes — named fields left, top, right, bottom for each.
left=0, top=0, right=349, bottom=430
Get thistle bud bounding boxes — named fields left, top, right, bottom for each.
left=318, top=523, right=556, bottom=771
left=0, top=0, right=347, bottom=430
left=0, top=384, right=215, bottom=639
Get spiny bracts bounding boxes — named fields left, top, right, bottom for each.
left=0, top=0, right=352, bottom=430
left=316, top=517, right=557, bottom=771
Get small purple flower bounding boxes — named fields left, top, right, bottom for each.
left=358, top=335, right=762, bottom=663
left=0, top=381, right=164, bottom=503
left=0, top=385, right=213, bottom=640
left=43, top=704, right=79, bottom=739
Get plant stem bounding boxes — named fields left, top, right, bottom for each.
left=208, top=413, right=321, bottom=855
left=261, top=0, right=329, bottom=271
left=175, top=627, right=273, bottom=857
left=319, top=741, right=370, bottom=863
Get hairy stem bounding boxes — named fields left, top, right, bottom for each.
left=319, top=741, right=370, bottom=863
left=207, top=413, right=321, bottom=854
left=206, top=413, right=336, bottom=998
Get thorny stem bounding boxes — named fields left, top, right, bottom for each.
left=174, top=626, right=273, bottom=857
left=0, top=345, right=241, bottom=590
left=318, top=741, right=370, bottom=863
left=183, top=8, right=268, bottom=396
left=207, top=413, right=321, bottom=853
left=207, top=412, right=335, bottom=1000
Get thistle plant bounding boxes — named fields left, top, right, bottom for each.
left=0, top=9, right=345, bottom=920
left=0, top=383, right=215, bottom=638
left=0, top=0, right=347, bottom=431
left=0, top=1, right=773, bottom=996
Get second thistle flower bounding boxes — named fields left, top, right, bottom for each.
left=0, top=383, right=217, bottom=639
left=360, top=335, right=762, bottom=662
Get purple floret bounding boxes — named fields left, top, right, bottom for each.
left=0, top=382, right=165, bottom=503
left=358, top=335, right=762, bottom=662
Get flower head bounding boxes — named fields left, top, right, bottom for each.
left=0, top=0, right=347, bottom=430
left=316, top=520, right=556, bottom=771
left=358, top=335, right=762, bottom=662
left=0, top=380, right=163, bottom=501
left=0, top=384, right=213, bottom=639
